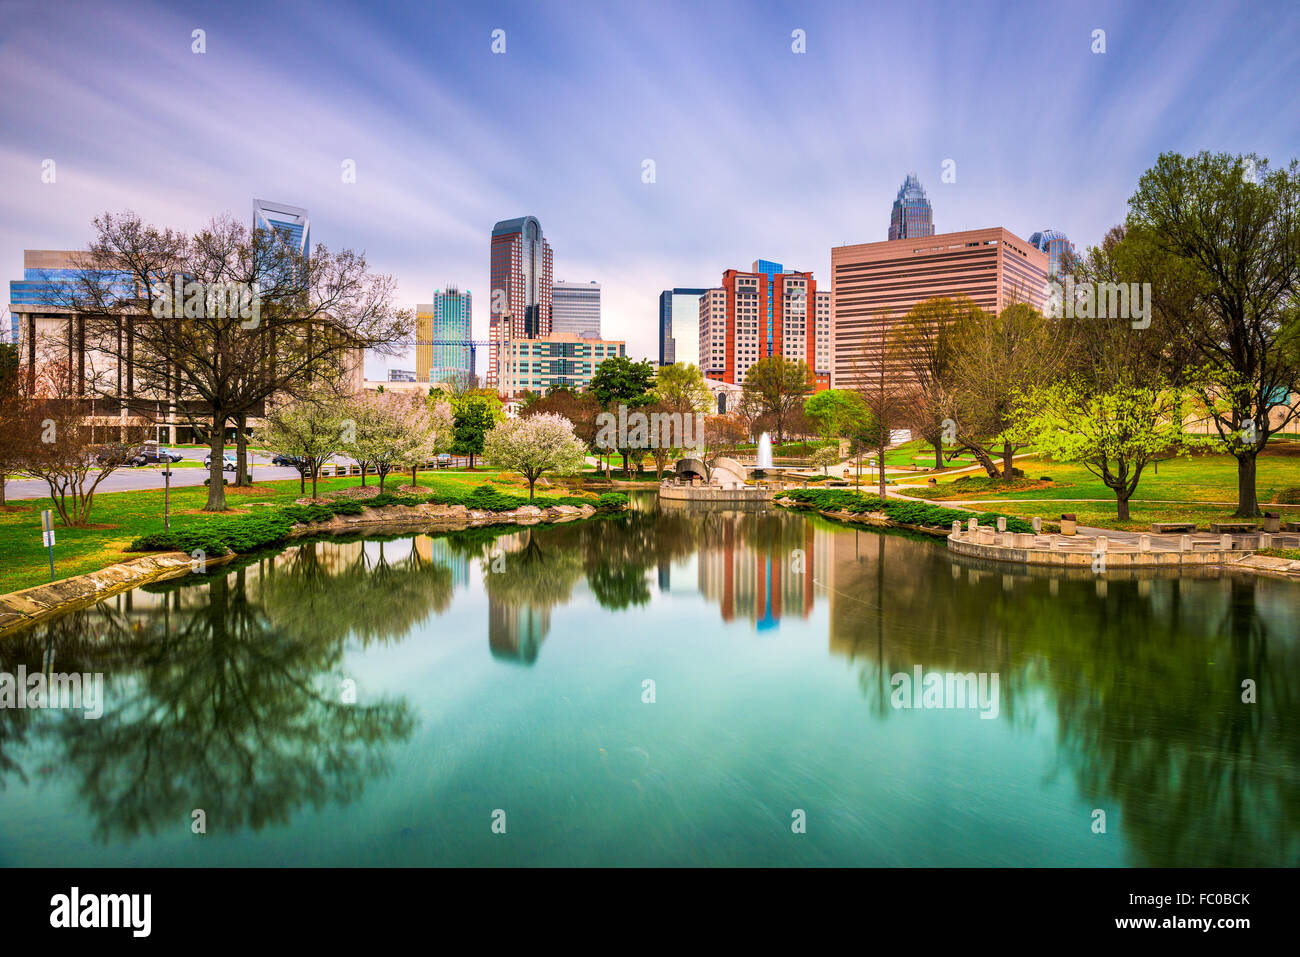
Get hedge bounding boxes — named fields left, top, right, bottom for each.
left=128, top=484, right=625, bottom=556
left=779, top=488, right=1034, bottom=533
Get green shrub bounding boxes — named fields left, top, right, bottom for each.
left=594, top=493, right=628, bottom=511
left=128, top=512, right=294, bottom=556
left=463, top=485, right=527, bottom=511
left=779, top=488, right=1032, bottom=533
left=1277, top=487, right=1300, bottom=505
left=328, top=500, right=366, bottom=516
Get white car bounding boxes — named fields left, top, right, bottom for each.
left=203, top=453, right=238, bottom=472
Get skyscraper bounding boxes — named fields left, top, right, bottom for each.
left=887, top=174, right=935, bottom=240
left=417, top=287, right=473, bottom=387
left=699, top=260, right=827, bottom=389
left=253, top=199, right=310, bottom=254
left=552, top=280, right=601, bottom=338
left=489, top=216, right=553, bottom=388
left=1027, top=229, right=1076, bottom=278
left=658, top=287, right=707, bottom=367
left=830, top=227, right=1049, bottom=391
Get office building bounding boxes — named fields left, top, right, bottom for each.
left=489, top=216, right=553, bottom=387
left=8, top=248, right=363, bottom=443
left=1027, top=229, right=1076, bottom=278
left=416, top=287, right=473, bottom=387
left=658, top=287, right=707, bottom=367
left=830, top=227, right=1049, bottom=390
left=253, top=199, right=310, bottom=254
left=495, top=332, right=625, bottom=397
left=698, top=260, right=828, bottom=389
left=887, top=173, right=935, bottom=240
left=388, top=369, right=417, bottom=382
left=552, top=280, right=601, bottom=338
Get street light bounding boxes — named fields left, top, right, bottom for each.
left=162, top=463, right=172, bottom=529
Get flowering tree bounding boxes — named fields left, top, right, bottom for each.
left=399, top=397, right=454, bottom=488
left=256, top=389, right=344, bottom=498
left=482, top=413, right=588, bottom=500
left=344, top=391, right=448, bottom=492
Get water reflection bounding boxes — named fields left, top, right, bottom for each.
left=0, top=506, right=1296, bottom=866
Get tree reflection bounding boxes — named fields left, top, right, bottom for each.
left=10, top=566, right=414, bottom=843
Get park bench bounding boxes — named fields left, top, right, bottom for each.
left=1209, top=522, right=1257, bottom=534
left=1285, top=521, right=1300, bottom=532
left=1150, top=522, right=1196, bottom=534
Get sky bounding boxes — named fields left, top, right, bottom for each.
left=2, top=0, right=1298, bottom=378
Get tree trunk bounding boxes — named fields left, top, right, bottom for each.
left=204, top=421, right=227, bottom=511
left=528, top=476, right=536, bottom=500
left=932, top=439, right=943, bottom=471
left=235, top=414, right=251, bottom=485
left=311, top=462, right=319, bottom=499
left=1000, top=441, right=1015, bottom=480
left=964, top=443, right=1000, bottom=479
left=379, top=469, right=387, bottom=492
left=411, top=464, right=418, bottom=488
left=877, top=440, right=887, bottom=499
left=0, top=473, right=6, bottom=506
left=360, top=462, right=367, bottom=487
left=299, top=469, right=305, bottom=494
left=1116, top=493, right=1131, bottom=521
left=1234, top=451, right=1260, bottom=517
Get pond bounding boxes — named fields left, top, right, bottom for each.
left=1, top=496, right=1296, bottom=866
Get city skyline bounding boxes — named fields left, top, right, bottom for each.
left=2, top=0, right=1297, bottom=376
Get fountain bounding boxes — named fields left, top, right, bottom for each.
left=754, top=432, right=774, bottom=479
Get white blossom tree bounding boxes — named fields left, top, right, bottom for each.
left=344, top=391, right=443, bottom=492
left=256, top=388, right=344, bottom=498
left=482, top=413, right=588, bottom=500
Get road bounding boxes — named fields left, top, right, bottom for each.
left=2, top=452, right=312, bottom=501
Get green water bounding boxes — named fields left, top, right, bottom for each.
left=1, top=498, right=1296, bottom=866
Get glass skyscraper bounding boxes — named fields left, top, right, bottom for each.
left=658, top=287, right=707, bottom=366
left=417, top=287, right=473, bottom=387
left=253, top=199, right=310, bottom=254
left=489, top=216, right=553, bottom=387
left=552, top=280, right=601, bottom=339
left=887, top=174, right=935, bottom=240
left=1028, top=229, right=1075, bottom=278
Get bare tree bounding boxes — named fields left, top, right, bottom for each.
left=47, top=212, right=411, bottom=511
left=20, top=361, right=147, bottom=526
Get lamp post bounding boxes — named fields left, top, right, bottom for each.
left=41, top=509, right=55, bottom=581
left=162, top=464, right=172, bottom=529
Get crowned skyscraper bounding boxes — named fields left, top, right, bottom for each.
left=887, top=174, right=935, bottom=240
left=1027, top=229, right=1076, bottom=278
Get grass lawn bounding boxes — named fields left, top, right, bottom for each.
left=982, top=500, right=1300, bottom=533
left=896, top=446, right=1300, bottom=505
left=0, top=467, right=525, bottom=595
left=1259, top=548, right=1300, bottom=561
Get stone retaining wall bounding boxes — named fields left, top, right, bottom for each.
left=0, top=501, right=603, bottom=639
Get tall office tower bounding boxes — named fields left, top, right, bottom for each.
left=887, top=174, right=935, bottom=240
left=552, top=280, right=601, bottom=338
left=697, top=260, right=823, bottom=389
left=416, top=287, right=473, bottom=387
left=658, top=287, right=708, bottom=366
left=488, top=216, right=553, bottom=387
left=1027, top=229, right=1076, bottom=278
left=253, top=199, right=310, bottom=254
left=830, top=227, right=1048, bottom=391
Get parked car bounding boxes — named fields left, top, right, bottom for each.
left=436, top=453, right=452, bottom=468
left=271, top=453, right=303, bottom=467
left=203, top=453, right=238, bottom=472
left=128, top=445, right=184, bottom=467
